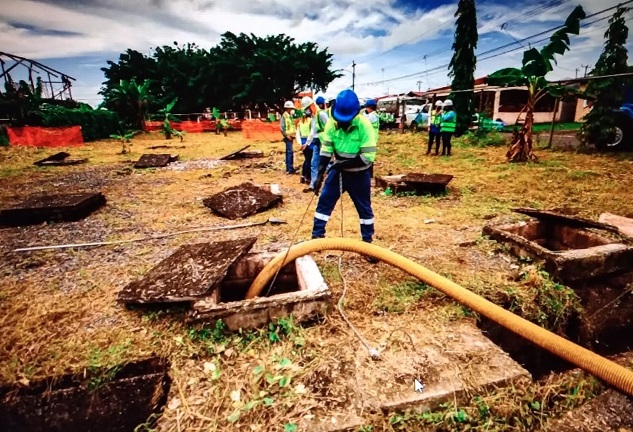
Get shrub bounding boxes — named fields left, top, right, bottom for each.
left=29, top=104, right=121, bottom=142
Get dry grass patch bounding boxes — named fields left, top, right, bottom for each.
left=1, top=130, right=633, bottom=430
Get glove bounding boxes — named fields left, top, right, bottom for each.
left=329, top=155, right=366, bottom=172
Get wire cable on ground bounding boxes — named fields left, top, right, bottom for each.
left=334, top=172, right=381, bottom=360
left=245, top=238, right=633, bottom=398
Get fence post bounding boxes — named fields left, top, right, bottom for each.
left=547, top=97, right=560, bottom=149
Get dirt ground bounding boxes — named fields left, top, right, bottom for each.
left=1, top=130, right=633, bottom=431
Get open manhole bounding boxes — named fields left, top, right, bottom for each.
left=202, top=182, right=282, bottom=219
left=0, top=357, right=170, bottom=432
left=134, top=154, right=179, bottom=169
left=0, top=192, right=106, bottom=227
left=375, top=173, right=453, bottom=195
left=481, top=211, right=633, bottom=377
left=188, top=250, right=331, bottom=330
left=483, top=219, right=633, bottom=283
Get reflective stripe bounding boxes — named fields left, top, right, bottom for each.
left=335, top=152, right=357, bottom=158
left=359, top=154, right=372, bottom=164
left=315, top=213, right=330, bottom=221
left=360, top=146, right=376, bottom=153
left=344, top=165, right=370, bottom=172
left=360, top=218, right=375, bottom=225
left=320, top=150, right=333, bottom=157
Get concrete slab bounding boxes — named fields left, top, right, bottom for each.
left=0, top=192, right=106, bottom=227
left=375, top=173, right=453, bottom=195
left=33, top=152, right=87, bottom=166
left=599, top=213, right=633, bottom=239
left=300, top=321, right=529, bottom=430
left=483, top=219, right=633, bottom=282
left=134, top=154, right=179, bottom=168
left=117, top=238, right=257, bottom=304
left=202, top=182, right=283, bottom=219
left=188, top=252, right=330, bottom=330
left=542, top=390, right=633, bottom=432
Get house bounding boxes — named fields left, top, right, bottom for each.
left=405, top=76, right=581, bottom=125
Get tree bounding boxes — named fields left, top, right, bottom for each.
left=103, top=78, right=154, bottom=130
left=448, top=0, right=478, bottom=137
left=100, top=35, right=340, bottom=116
left=579, top=6, right=631, bottom=148
left=487, top=5, right=586, bottom=162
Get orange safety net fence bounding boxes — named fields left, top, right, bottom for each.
left=240, top=119, right=303, bottom=142
left=143, top=120, right=244, bottom=133
left=7, top=126, right=84, bottom=147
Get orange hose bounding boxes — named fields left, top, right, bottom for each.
left=246, top=238, right=633, bottom=397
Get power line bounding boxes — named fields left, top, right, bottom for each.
left=378, top=0, right=566, bottom=73
left=358, top=2, right=632, bottom=88
left=362, top=0, right=490, bottom=64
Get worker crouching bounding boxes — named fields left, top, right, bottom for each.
left=311, top=89, right=379, bottom=264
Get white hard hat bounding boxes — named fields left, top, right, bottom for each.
left=283, top=101, right=294, bottom=109
left=443, top=99, right=453, bottom=107
left=434, top=100, right=444, bottom=107
left=300, top=96, right=313, bottom=109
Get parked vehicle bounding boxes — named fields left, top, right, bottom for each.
left=406, top=104, right=432, bottom=131
left=471, top=113, right=505, bottom=132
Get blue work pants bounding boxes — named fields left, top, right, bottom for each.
left=312, top=168, right=375, bottom=242
left=309, top=139, right=321, bottom=188
left=284, top=138, right=295, bottom=173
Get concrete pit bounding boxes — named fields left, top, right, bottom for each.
left=483, top=219, right=633, bottom=283
left=0, top=357, right=170, bottom=432
left=188, top=251, right=330, bottom=330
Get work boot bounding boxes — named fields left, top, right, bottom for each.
left=362, top=239, right=379, bottom=264
left=303, top=186, right=314, bottom=193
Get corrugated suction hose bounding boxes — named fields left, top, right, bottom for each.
left=245, top=238, right=633, bottom=397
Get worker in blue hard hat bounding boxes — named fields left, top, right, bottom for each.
left=302, top=96, right=331, bottom=193
left=311, top=89, right=379, bottom=263
left=363, top=99, right=380, bottom=143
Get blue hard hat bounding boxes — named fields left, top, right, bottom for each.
left=365, top=99, right=377, bottom=108
left=315, top=96, right=326, bottom=105
left=332, top=89, right=360, bottom=123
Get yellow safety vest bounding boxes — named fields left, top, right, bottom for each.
left=298, top=117, right=311, bottom=137
left=283, top=112, right=295, bottom=135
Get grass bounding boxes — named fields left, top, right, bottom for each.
left=502, top=122, right=582, bottom=133
left=1, top=129, right=633, bottom=430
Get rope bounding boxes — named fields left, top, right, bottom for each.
left=264, top=192, right=315, bottom=297
left=335, top=171, right=381, bottom=360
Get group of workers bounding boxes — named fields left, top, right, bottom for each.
left=279, top=89, right=379, bottom=263
left=427, top=99, right=456, bottom=157
left=277, top=90, right=456, bottom=262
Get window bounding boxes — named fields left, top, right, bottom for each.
left=498, top=89, right=555, bottom=112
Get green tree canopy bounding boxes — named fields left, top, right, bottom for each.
left=448, top=0, right=478, bottom=137
left=579, top=6, right=631, bottom=147
left=100, top=33, right=340, bottom=121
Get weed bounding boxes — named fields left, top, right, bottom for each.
left=374, top=280, right=434, bottom=313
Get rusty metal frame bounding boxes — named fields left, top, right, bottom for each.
left=0, top=51, right=75, bottom=100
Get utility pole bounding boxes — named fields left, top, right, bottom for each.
left=581, top=64, right=590, bottom=77
left=416, top=81, right=422, bottom=92
left=352, top=61, right=356, bottom=91
left=575, top=68, right=579, bottom=79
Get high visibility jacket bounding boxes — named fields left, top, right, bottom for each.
left=440, top=110, right=456, bottom=133
left=364, top=110, right=380, bottom=143
left=320, top=114, right=376, bottom=172
left=282, top=112, right=295, bottom=135
left=316, top=109, right=329, bottom=143
left=298, top=117, right=311, bottom=138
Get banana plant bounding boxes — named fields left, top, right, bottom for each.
left=212, top=107, right=229, bottom=136
left=110, top=130, right=138, bottom=154
left=486, top=5, right=586, bottom=162
left=158, top=97, right=185, bottom=140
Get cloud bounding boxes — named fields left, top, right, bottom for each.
left=0, top=0, right=630, bottom=104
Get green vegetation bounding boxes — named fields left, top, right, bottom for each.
left=488, top=5, right=586, bottom=161
left=32, top=104, right=121, bottom=142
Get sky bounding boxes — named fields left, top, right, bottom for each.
left=1, top=0, right=632, bottom=107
